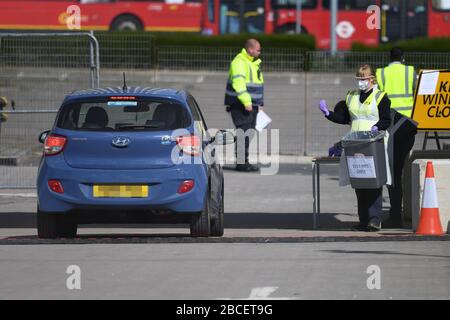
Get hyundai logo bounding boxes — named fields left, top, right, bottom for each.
left=112, top=137, right=131, bottom=148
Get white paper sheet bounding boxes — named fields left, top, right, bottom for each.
left=255, top=110, right=272, bottom=132
left=418, top=71, right=439, bottom=95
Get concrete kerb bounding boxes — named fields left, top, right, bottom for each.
left=1, top=234, right=450, bottom=245
left=217, top=154, right=314, bottom=166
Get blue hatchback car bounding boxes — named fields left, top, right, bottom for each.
left=37, top=87, right=233, bottom=238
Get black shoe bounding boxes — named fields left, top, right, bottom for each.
left=247, top=164, right=260, bottom=172
left=383, top=216, right=403, bottom=229
left=235, top=164, right=249, bottom=172
left=367, top=219, right=381, bottom=232
left=351, top=223, right=368, bottom=231
left=236, top=163, right=259, bottom=172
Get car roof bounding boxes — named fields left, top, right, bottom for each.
left=64, top=87, right=189, bottom=104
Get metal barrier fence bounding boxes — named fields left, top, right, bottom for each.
left=155, top=47, right=450, bottom=72
left=0, top=110, right=57, bottom=188
left=0, top=35, right=449, bottom=188
left=96, top=33, right=153, bottom=69
left=0, top=32, right=100, bottom=188
left=83, top=35, right=450, bottom=72
left=157, top=47, right=306, bottom=72
left=0, top=32, right=100, bottom=88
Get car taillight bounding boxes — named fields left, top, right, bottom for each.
left=176, top=135, right=201, bottom=156
left=48, top=180, right=64, bottom=194
left=177, top=180, right=195, bottom=194
left=44, top=134, right=67, bottom=156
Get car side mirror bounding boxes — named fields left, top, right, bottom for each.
left=39, top=130, right=50, bottom=144
left=215, top=130, right=235, bottom=145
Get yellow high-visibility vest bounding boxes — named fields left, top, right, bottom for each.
left=346, top=88, right=386, bottom=132
left=224, top=48, right=264, bottom=107
left=376, top=63, right=415, bottom=118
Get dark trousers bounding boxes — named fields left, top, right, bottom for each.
left=388, top=134, right=415, bottom=217
left=355, top=188, right=383, bottom=224
left=230, top=106, right=258, bottom=163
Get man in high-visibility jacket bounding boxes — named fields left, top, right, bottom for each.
left=376, top=47, right=418, bottom=228
left=376, top=47, right=417, bottom=117
left=225, top=39, right=264, bottom=172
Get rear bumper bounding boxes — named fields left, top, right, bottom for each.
left=49, top=209, right=196, bottom=225
left=37, top=156, right=207, bottom=213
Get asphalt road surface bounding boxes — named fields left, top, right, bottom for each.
left=0, top=242, right=449, bottom=300
left=0, top=164, right=449, bottom=300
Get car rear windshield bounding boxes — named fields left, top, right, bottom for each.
left=57, top=98, right=191, bottom=131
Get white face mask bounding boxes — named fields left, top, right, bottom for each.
left=358, top=80, right=371, bottom=91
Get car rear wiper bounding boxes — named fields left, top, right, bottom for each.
left=116, top=124, right=160, bottom=130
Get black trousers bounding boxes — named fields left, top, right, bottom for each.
left=229, top=106, right=258, bottom=164
left=355, top=188, right=383, bottom=224
left=388, top=134, right=415, bottom=217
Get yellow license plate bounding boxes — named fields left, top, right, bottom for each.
left=93, top=185, right=148, bottom=198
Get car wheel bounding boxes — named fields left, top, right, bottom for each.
left=37, top=207, right=77, bottom=239
left=190, top=194, right=211, bottom=237
left=210, top=184, right=224, bottom=237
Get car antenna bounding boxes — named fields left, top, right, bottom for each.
left=122, top=72, right=128, bottom=92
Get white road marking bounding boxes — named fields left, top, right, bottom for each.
left=0, top=193, right=37, bottom=198
left=248, top=287, right=279, bottom=299
left=218, top=286, right=297, bottom=300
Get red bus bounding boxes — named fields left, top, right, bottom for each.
left=0, top=0, right=449, bottom=50
left=0, top=0, right=204, bottom=32
left=203, top=0, right=450, bottom=49
left=203, top=0, right=377, bottom=49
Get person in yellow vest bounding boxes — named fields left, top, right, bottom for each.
left=376, top=47, right=416, bottom=117
left=318, top=65, right=391, bottom=232
left=376, top=47, right=417, bottom=228
left=225, top=39, right=264, bottom=172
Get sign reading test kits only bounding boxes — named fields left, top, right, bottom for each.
left=412, top=70, right=450, bottom=131
left=347, top=156, right=376, bottom=179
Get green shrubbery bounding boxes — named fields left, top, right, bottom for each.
left=148, top=32, right=316, bottom=49
left=352, top=37, right=450, bottom=52
left=95, top=32, right=316, bottom=69
left=351, top=37, right=450, bottom=71
left=3, top=31, right=447, bottom=71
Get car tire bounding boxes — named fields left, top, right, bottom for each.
left=58, top=218, right=78, bottom=239
left=210, top=184, right=224, bottom=237
left=37, top=208, right=77, bottom=239
left=190, top=194, right=211, bottom=237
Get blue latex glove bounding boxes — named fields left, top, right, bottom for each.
left=328, top=145, right=342, bottom=157
left=371, top=126, right=379, bottom=133
left=318, top=100, right=330, bottom=117
left=328, top=146, right=337, bottom=157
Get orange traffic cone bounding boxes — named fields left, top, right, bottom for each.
left=416, top=161, right=444, bottom=236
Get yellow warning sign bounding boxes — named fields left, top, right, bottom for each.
left=412, top=70, right=450, bottom=131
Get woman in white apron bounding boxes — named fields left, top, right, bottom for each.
left=318, top=65, right=391, bottom=232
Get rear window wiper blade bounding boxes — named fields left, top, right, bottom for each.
left=116, top=124, right=160, bottom=130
